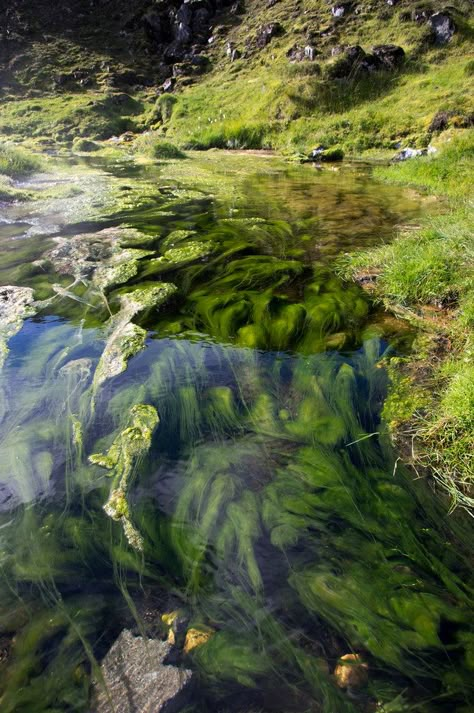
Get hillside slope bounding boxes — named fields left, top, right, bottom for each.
left=0, top=0, right=472, bottom=153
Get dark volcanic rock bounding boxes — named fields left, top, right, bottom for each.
left=372, top=44, right=405, bottom=69
left=328, top=43, right=404, bottom=78
left=429, top=12, right=456, bottom=44
left=287, top=44, right=317, bottom=62
left=327, top=45, right=364, bottom=78
left=256, top=22, right=284, bottom=48
left=412, top=6, right=432, bottom=23
left=142, top=0, right=235, bottom=65
left=93, top=630, right=193, bottom=713
left=429, top=110, right=474, bottom=132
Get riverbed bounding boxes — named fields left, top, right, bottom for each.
left=0, top=152, right=472, bottom=713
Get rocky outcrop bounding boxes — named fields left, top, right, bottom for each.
left=255, top=22, right=284, bottom=48
left=308, top=146, right=344, bottom=162
left=143, top=0, right=235, bottom=63
left=392, top=146, right=437, bottom=161
left=428, top=110, right=474, bottom=133
left=287, top=44, right=318, bottom=62
left=93, top=630, right=193, bottom=713
left=327, top=43, right=405, bottom=79
left=371, top=44, right=405, bottom=69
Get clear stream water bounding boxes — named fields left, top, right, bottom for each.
left=0, top=153, right=472, bottom=713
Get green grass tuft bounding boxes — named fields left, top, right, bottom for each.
left=373, top=131, right=474, bottom=199
left=0, top=143, right=42, bottom=176
left=133, top=133, right=187, bottom=159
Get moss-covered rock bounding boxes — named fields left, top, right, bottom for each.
left=90, top=404, right=159, bottom=550
left=142, top=241, right=215, bottom=276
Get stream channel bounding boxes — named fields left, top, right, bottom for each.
left=0, top=152, right=472, bottom=713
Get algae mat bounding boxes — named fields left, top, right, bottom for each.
left=0, top=152, right=472, bottom=713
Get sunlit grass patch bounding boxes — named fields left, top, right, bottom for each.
left=0, top=142, right=42, bottom=176
left=338, top=133, right=474, bottom=511
left=133, top=132, right=187, bottom=159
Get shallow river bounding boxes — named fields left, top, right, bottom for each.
left=0, top=153, right=472, bottom=713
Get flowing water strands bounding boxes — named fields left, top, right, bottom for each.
left=89, top=404, right=159, bottom=551
left=163, top=340, right=474, bottom=711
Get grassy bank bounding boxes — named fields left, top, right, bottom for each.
left=0, top=143, right=42, bottom=200
left=338, top=131, right=474, bottom=512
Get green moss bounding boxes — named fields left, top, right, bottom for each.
left=318, top=147, right=345, bottom=162
left=142, top=241, right=215, bottom=276
left=90, top=404, right=159, bottom=550
left=134, top=133, right=187, bottom=159
left=72, top=137, right=101, bottom=152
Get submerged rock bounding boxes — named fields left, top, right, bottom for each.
left=93, top=321, right=147, bottom=390
left=183, top=627, right=213, bottom=654
left=0, top=286, right=35, bottom=368
left=93, top=248, right=154, bottom=291
left=93, top=629, right=193, bottom=713
left=119, top=283, right=179, bottom=318
left=45, top=229, right=156, bottom=287
left=143, top=241, right=215, bottom=276
left=334, top=653, right=368, bottom=689
left=93, top=283, right=177, bottom=391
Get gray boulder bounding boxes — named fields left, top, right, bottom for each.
left=93, top=630, right=193, bottom=713
left=256, top=22, right=284, bottom=48
left=429, top=12, right=456, bottom=44
left=331, top=2, right=353, bottom=18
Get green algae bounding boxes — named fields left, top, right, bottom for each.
left=90, top=404, right=159, bottom=550
left=142, top=241, right=215, bottom=277
left=160, top=229, right=198, bottom=251
left=92, top=283, right=177, bottom=392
